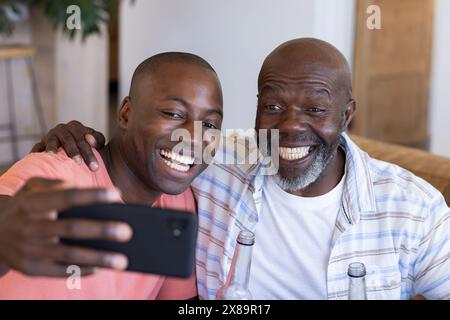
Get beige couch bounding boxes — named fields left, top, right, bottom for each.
left=351, top=135, right=450, bottom=206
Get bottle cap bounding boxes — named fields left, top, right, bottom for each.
left=348, top=262, right=366, bottom=277
left=237, top=230, right=255, bottom=245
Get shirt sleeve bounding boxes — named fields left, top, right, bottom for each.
left=412, top=194, right=450, bottom=300
left=0, top=153, right=71, bottom=196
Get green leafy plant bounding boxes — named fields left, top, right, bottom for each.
left=0, top=0, right=119, bottom=40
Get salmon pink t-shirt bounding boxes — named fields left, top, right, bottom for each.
left=0, top=149, right=197, bottom=300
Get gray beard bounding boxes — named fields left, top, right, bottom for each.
left=273, top=142, right=339, bottom=193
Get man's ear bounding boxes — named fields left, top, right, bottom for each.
left=118, top=96, right=132, bottom=129
left=342, top=99, right=356, bottom=131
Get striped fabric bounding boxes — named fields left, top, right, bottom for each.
left=191, top=133, right=450, bottom=300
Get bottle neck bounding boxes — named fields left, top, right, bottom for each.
left=348, top=276, right=367, bottom=300
left=229, top=242, right=253, bottom=288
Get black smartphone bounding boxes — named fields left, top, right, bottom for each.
left=58, top=204, right=197, bottom=278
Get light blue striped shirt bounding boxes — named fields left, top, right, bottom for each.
left=191, top=133, right=450, bottom=300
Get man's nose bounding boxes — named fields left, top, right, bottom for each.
left=183, top=120, right=203, bottom=152
left=277, top=108, right=308, bottom=133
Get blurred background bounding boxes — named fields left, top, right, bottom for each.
left=0, top=0, right=449, bottom=168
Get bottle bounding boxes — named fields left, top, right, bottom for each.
left=347, top=262, right=367, bottom=300
left=216, top=230, right=255, bottom=300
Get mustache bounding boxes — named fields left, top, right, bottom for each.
left=278, top=132, right=321, bottom=144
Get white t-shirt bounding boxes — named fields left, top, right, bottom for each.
left=249, top=173, right=345, bottom=299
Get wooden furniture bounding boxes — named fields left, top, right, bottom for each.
left=0, top=45, right=47, bottom=166
left=351, top=134, right=450, bottom=205
left=352, top=0, right=435, bottom=148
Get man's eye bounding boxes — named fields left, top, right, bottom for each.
left=162, top=111, right=183, bottom=119
left=203, top=122, right=217, bottom=129
left=264, top=104, right=282, bottom=111
left=308, top=107, right=324, bottom=113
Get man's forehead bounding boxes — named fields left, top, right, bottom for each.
left=140, top=64, right=219, bottom=91
left=259, top=67, right=337, bottom=88
left=262, top=58, right=340, bottom=77
left=257, top=38, right=351, bottom=101
left=259, top=82, right=332, bottom=101
left=136, top=67, right=223, bottom=106
left=263, top=38, right=349, bottom=71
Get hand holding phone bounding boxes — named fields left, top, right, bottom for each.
left=59, top=204, right=197, bottom=278
left=0, top=178, right=129, bottom=278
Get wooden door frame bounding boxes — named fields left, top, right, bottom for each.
left=351, top=0, right=435, bottom=148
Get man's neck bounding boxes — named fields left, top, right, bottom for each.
left=288, top=147, right=346, bottom=198
left=98, top=138, right=162, bottom=205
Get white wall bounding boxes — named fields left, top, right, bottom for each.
left=120, top=0, right=355, bottom=131
left=55, top=30, right=108, bottom=137
left=429, top=0, right=450, bottom=157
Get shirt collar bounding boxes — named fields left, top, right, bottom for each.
left=340, top=133, right=377, bottom=223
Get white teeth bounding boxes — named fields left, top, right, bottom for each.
left=160, top=149, right=194, bottom=165
left=279, top=146, right=311, bottom=161
left=162, top=158, right=189, bottom=172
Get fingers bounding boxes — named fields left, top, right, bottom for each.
left=85, top=133, right=97, bottom=147
left=30, top=141, right=46, bottom=153
left=88, top=131, right=106, bottom=149
left=31, top=219, right=133, bottom=242
left=20, top=177, right=66, bottom=194
left=25, top=242, right=129, bottom=271
left=21, top=219, right=131, bottom=272
left=16, top=258, right=97, bottom=278
left=65, top=121, right=102, bottom=171
left=32, top=121, right=106, bottom=172
left=53, top=245, right=128, bottom=270
left=20, top=187, right=122, bottom=218
left=78, top=136, right=100, bottom=171
left=52, top=127, right=83, bottom=163
left=45, top=135, right=62, bottom=154
left=16, top=185, right=121, bottom=220
left=19, top=178, right=71, bottom=220
left=17, top=179, right=122, bottom=221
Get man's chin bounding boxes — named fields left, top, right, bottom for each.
left=273, top=173, right=315, bottom=193
left=157, top=180, right=191, bottom=195
left=273, top=158, right=327, bottom=193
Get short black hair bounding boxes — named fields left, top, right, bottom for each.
left=129, top=52, right=217, bottom=97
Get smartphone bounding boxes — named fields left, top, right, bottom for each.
left=58, top=204, right=197, bottom=278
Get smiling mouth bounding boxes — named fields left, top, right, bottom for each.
left=159, top=149, right=195, bottom=173
left=279, top=146, right=315, bottom=161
